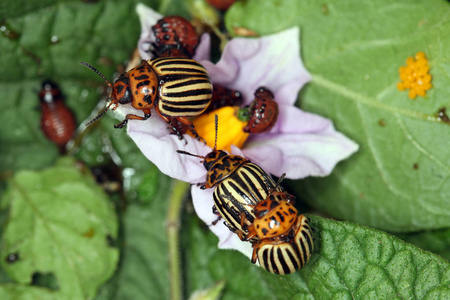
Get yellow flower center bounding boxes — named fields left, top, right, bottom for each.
left=397, top=51, right=432, bottom=100
left=191, top=106, right=250, bottom=152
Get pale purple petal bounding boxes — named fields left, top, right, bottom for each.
left=191, top=186, right=254, bottom=260
left=136, top=3, right=162, bottom=60
left=242, top=106, right=359, bottom=178
left=201, top=27, right=311, bottom=105
left=192, top=33, right=211, bottom=62
left=126, top=115, right=211, bottom=183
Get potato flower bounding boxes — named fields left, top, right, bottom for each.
left=124, top=4, right=359, bottom=259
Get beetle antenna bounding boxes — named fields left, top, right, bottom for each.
left=85, top=106, right=110, bottom=126
left=80, top=62, right=113, bottom=87
left=176, top=150, right=205, bottom=159
left=276, top=173, right=287, bottom=187
left=213, top=114, right=218, bottom=151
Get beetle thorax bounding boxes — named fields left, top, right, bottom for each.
left=128, top=63, right=159, bottom=110
left=253, top=198, right=298, bottom=239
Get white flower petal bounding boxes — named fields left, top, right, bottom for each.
left=243, top=106, right=359, bottom=178
left=201, top=27, right=311, bottom=105
left=127, top=117, right=211, bottom=183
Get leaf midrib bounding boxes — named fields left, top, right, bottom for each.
left=311, top=74, right=442, bottom=124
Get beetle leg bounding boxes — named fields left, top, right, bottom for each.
left=211, top=216, right=221, bottom=226
left=240, top=226, right=257, bottom=241
left=176, top=116, right=206, bottom=144
left=251, top=243, right=260, bottom=264
left=153, top=111, right=188, bottom=143
left=237, top=211, right=257, bottom=241
left=114, top=111, right=152, bottom=129
left=189, top=126, right=206, bottom=144
left=198, top=182, right=210, bottom=189
left=166, top=118, right=188, bottom=144
left=210, top=205, right=222, bottom=225
left=268, top=190, right=296, bottom=204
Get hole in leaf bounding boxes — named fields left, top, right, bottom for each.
left=106, top=234, right=117, bottom=248
left=31, top=272, right=59, bottom=291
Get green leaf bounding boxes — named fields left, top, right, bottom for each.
left=185, top=214, right=450, bottom=299
left=397, top=228, right=450, bottom=261
left=0, top=284, right=60, bottom=300
left=225, top=0, right=450, bottom=232
left=0, top=157, right=119, bottom=299
left=0, top=0, right=77, bottom=19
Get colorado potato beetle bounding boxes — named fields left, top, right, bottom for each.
left=81, top=57, right=212, bottom=141
left=177, top=116, right=313, bottom=274
left=238, top=191, right=313, bottom=274
left=151, top=16, right=199, bottom=58
left=243, top=87, right=279, bottom=133
left=38, top=80, right=76, bottom=150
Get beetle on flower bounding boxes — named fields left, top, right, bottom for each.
left=120, top=4, right=359, bottom=261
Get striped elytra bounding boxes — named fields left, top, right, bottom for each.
left=255, top=215, right=313, bottom=275
left=148, top=58, right=212, bottom=117
left=80, top=57, right=212, bottom=142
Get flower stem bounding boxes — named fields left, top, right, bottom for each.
left=166, top=180, right=190, bottom=300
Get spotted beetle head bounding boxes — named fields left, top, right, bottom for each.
left=111, top=74, right=132, bottom=105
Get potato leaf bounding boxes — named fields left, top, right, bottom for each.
left=0, top=158, right=119, bottom=299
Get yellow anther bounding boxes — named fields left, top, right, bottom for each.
left=191, top=106, right=250, bottom=152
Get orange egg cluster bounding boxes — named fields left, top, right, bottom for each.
left=397, top=51, right=432, bottom=99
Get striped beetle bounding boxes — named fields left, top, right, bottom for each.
left=177, top=116, right=313, bottom=275
left=80, top=57, right=212, bottom=141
